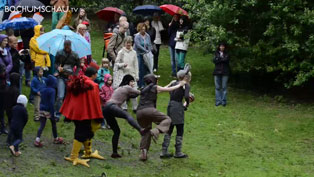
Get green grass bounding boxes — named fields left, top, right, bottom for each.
left=0, top=18, right=314, bottom=177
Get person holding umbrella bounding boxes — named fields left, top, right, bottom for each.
left=54, top=40, right=80, bottom=119
left=168, top=14, right=180, bottom=77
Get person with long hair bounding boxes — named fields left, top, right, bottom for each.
left=175, top=17, right=190, bottom=71
left=137, top=74, right=186, bottom=161
left=213, top=43, right=230, bottom=107
left=102, top=74, right=144, bottom=158
left=74, top=8, right=90, bottom=29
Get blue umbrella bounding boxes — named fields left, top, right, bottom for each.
left=133, top=5, right=163, bottom=16
left=36, top=29, right=91, bottom=58
left=0, top=17, right=38, bottom=31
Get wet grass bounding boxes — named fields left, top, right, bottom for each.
left=0, top=19, right=314, bottom=177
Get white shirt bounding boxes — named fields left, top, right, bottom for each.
left=151, top=20, right=164, bottom=45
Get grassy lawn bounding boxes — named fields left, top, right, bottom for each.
left=0, top=18, right=314, bottom=177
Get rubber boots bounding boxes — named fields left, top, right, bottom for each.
left=160, top=134, right=173, bottom=158
left=174, top=136, right=188, bottom=158
left=81, top=139, right=105, bottom=160
left=64, top=139, right=90, bottom=167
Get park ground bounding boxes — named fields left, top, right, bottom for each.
left=0, top=18, right=313, bottom=177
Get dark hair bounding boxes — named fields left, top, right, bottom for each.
left=216, top=43, right=227, bottom=52
left=119, top=74, right=134, bottom=87
left=5, top=28, right=14, bottom=36
left=64, top=40, right=72, bottom=46
left=144, top=74, right=157, bottom=85
left=85, top=67, right=97, bottom=77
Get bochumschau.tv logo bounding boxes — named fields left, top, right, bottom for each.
left=4, top=6, right=79, bottom=13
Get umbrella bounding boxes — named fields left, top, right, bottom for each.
left=133, top=5, right=163, bottom=16
left=36, top=29, right=91, bottom=58
left=96, top=7, right=125, bottom=22
left=0, top=17, right=38, bottom=31
left=160, top=4, right=189, bottom=17
left=15, top=0, right=45, bottom=8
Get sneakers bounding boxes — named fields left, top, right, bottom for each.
left=34, top=141, right=43, bottom=147
left=53, top=137, right=64, bottom=144
left=34, top=117, right=40, bottom=121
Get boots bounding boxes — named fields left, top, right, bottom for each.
left=174, top=136, right=188, bottom=158
left=150, top=128, right=160, bottom=143
left=160, top=134, right=173, bottom=158
left=64, top=139, right=90, bottom=167
left=139, top=149, right=147, bottom=161
left=81, top=139, right=105, bottom=160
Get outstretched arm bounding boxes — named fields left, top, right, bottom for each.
left=157, top=81, right=186, bottom=93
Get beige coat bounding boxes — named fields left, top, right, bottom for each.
left=113, top=47, right=139, bottom=89
left=107, top=32, right=125, bottom=62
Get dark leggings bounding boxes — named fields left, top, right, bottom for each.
left=103, top=103, right=141, bottom=153
left=9, top=128, right=23, bottom=151
left=74, top=120, right=94, bottom=142
left=167, top=124, right=184, bottom=137
left=36, top=117, right=58, bottom=138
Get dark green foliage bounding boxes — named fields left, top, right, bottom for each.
left=183, top=0, right=314, bottom=88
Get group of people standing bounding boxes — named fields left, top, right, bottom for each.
left=0, top=2, right=197, bottom=167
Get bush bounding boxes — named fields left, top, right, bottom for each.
left=183, top=0, right=314, bottom=88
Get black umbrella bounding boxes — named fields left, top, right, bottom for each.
left=15, top=0, right=45, bottom=8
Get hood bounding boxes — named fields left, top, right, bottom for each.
left=104, top=73, right=112, bottom=84
left=33, top=66, right=42, bottom=76
left=17, top=95, right=28, bottom=107
left=34, top=25, right=43, bottom=37
left=0, top=34, right=8, bottom=45
left=144, top=74, right=157, bottom=85
left=9, top=73, right=20, bottom=87
left=46, top=75, right=57, bottom=88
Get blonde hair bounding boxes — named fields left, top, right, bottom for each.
left=101, top=58, right=110, bottom=68
left=76, top=24, right=86, bottom=33
left=136, top=23, right=147, bottom=32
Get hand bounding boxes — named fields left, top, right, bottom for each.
left=179, top=80, right=186, bottom=86
left=37, top=92, right=41, bottom=96
left=81, top=63, right=85, bottom=67
left=124, top=63, right=128, bottom=68
left=54, top=73, right=59, bottom=77
left=58, top=66, right=63, bottom=72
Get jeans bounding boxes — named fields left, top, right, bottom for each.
left=19, top=61, right=25, bottom=93
left=49, top=55, right=55, bottom=75
left=52, top=12, right=65, bottom=30
left=55, top=78, right=66, bottom=116
left=175, top=49, right=187, bottom=71
left=214, top=75, right=229, bottom=105
left=153, top=44, right=161, bottom=70
left=169, top=46, right=177, bottom=76
left=25, top=69, right=31, bottom=83
left=137, top=54, right=148, bottom=88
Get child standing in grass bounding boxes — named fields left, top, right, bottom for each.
left=99, top=74, right=113, bottom=129
left=30, top=67, right=46, bottom=121
left=96, top=58, right=110, bottom=88
left=160, top=64, right=193, bottom=159
left=8, top=95, right=28, bottom=157
left=34, top=75, right=63, bottom=147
